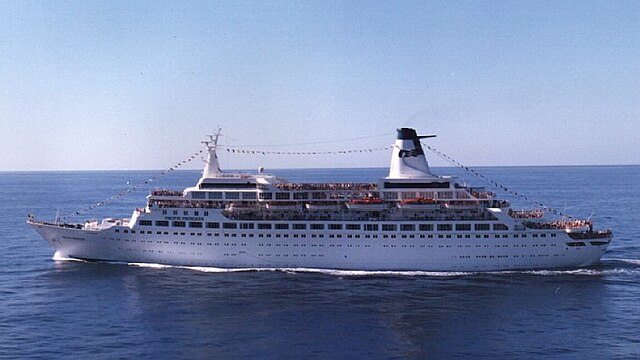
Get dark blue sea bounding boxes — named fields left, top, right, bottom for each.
left=1, top=166, right=639, bottom=359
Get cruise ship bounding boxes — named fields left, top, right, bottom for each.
left=28, top=128, right=612, bottom=271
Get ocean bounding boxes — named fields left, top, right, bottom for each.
left=1, top=166, right=639, bottom=359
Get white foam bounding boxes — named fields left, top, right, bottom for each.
left=181, top=266, right=471, bottom=277
left=128, top=262, right=174, bottom=269
left=615, top=258, right=640, bottom=266
left=103, top=259, right=640, bottom=277
left=52, top=252, right=87, bottom=263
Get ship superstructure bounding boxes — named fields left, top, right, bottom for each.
left=28, top=128, right=612, bottom=271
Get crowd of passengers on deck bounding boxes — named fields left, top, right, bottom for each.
left=275, top=183, right=377, bottom=191
left=509, top=209, right=545, bottom=219
left=150, top=200, right=225, bottom=209
left=524, top=220, right=593, bottom=230
left=151, top=189, right=184, bottom=197
left=222, top=210, right=495, bottom=222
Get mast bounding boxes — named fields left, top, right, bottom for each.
left=201, top=128, right=223, bottom=178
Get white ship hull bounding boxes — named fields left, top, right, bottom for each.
left=28, top=128, right=612, bottom=272
left=30, top=220, right=609, bottom=272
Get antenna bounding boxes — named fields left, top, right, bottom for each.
left=202, top=127, right=222, bottom=149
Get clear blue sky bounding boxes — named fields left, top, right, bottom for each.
left=1, top=0, right=638, bottom=171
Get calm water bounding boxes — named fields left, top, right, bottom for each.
left=1, top=167, right=639, bottom=359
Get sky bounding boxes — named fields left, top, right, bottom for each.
left=1, top=0, right=638, bottom=171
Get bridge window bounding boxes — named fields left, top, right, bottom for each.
left=208, top=192, right=223, bottom=199
left=225, top=192, right=240, bottom=200
left=191, top=192, right=206, bottom=199
left=242, top=192, right=257, bottom=200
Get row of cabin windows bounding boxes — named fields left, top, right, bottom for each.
left=258, top=192, right=330, bottom=200
left=117, top=228, right=556, bottom=239
left=162, top=210, right=210, bottom=216
left=190, top=192, right=258, bottom=200
left=189, top=191, right=479, bottom=202
left=142, top=220, right=508, bottom=232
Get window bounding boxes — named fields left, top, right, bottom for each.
left=258, top=223, right=272, bottom=230
left=474, top=224, right=490, bottom=231
left=259, top=192, right=273, bottom=200
left=329, top=224, right=343, bottom=230
left=206, top=222, right=220, bottom=229
left=275, top=224, right=289, bottom=230
left=437, top=224, right=453, bottom=231
left=493, top=224, right=508, bottom=231
left=456, top=224, right=471, bottom=231
left=293, top=192, right=308, bottom=200
left=384, top=181, right=450, bottom=189
left=191, top=192, right=206, bottom=199
left=364, top=224, right=378, bottom=231
left=156, top=220, right=169, bottom=227
left=200, top=182, right=256, bottom=189
left=382, top=224, right=397, bottom=231
left=189, top=221, right=203, bottom=228
left=208, top=192, right=223, bottom=199
left=310, top=224, right=324, bottom=230
left=172, top=221, right=186, bottom=228
left=293, top=224, right=306, bottom=230
left=400, top=224, right=415, bottom=231
left=240, top=223, right=254, bottom=229
left=275, top=192, right=290, bottom=200
left=139, top=220, right=152, bottom=226
left=383, top=192, right=398, bottom=200
left=346, top=224, right=361, bottom=230
left=223, top=222, right=237, bottom=229
left=242, top=192, right=257, bottom=200
left=225, top=192, right=240, bottom=199
left=419, top=224, right=433, bottom=231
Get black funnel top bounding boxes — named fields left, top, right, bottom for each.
left=396, top=128, right=436, bottom=140
left=396, top=128, right=418, bottom=140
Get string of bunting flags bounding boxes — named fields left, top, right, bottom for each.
left=422, top=142, right=573, bottom=219
left=59, top=149, right=206, bottom=221
left=59, top=144, right=392, bottom=221
left=223, top=145, right=394, bottom=156
left=59, top=140, right=569, bottom=221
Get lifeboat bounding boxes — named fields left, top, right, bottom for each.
left=442, top=200, right=480, bottom=209
left=305, top=202, right=342, bottom=211
left=396, top=197, right=440, bottom=210
left=265, top=202, right=300, bottom=211
left=346, top=197, right=387, bottom=211
left=509, top=209, right=544, bottom=219
left=226, top=202, right=256, bottom=212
